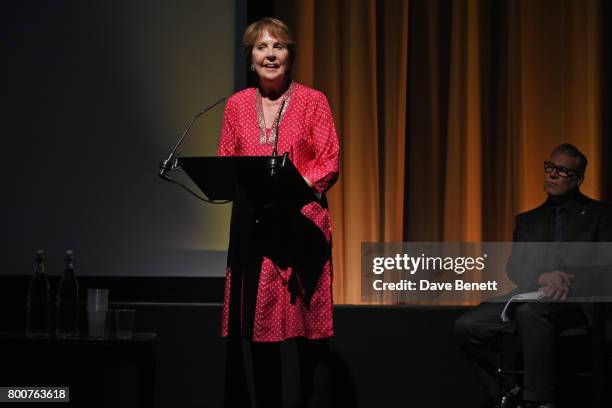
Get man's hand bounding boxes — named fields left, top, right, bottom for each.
left=538, top=270, right=575, bottom=301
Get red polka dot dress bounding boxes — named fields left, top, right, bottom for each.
left=217, top=82, right=340, bottom=342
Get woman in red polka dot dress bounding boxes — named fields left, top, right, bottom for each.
left=217, top=18, right=340, bottom=407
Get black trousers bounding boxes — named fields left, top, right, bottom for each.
left=224, top=337, right=330, bottom=408
left=454, top=299, right=587, bottom=402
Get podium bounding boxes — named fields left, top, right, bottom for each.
left=178, top=156, right=316, bottom=207
left=178, top=155, right=328, bottom=330
left=177, top=156, right=331, bottom=407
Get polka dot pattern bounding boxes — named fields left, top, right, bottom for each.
left=217, top=82, right=340, bottom=342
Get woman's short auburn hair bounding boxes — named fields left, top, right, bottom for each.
left=242, top=17, right=295, bottom=69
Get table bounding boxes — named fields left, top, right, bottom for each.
left=0, top=332, right=157, bottom=408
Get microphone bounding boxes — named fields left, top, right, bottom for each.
left=159, top=97, right=226, bottom=178
left=267, top=99, right=286, bottom=177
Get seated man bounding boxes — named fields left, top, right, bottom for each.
left=454, top=143, right=612, bottom=408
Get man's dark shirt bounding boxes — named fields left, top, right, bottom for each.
left=545, top=194, right=576, bottom=242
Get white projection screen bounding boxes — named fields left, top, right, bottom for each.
left=4, top=0, right=238, bottom=276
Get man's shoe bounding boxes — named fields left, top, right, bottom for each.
left=498, top=385, right=521, bottom=408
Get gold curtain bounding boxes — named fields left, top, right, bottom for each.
left=277, top=0, right=607, bottom=304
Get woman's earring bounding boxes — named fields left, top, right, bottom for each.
left=250, top=64, right=255, bottom=72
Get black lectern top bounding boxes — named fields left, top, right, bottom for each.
left=178, top=156, right=316, bottom=208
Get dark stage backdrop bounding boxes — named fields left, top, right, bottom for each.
left=276, top=0, right=612, bottom=304
left=3, top=0, right=238, bottom=277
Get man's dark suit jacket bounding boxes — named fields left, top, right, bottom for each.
left=506, top=192, right=612, bottom=294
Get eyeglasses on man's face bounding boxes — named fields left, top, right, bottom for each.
left=543, top=161, right=582, bottom=179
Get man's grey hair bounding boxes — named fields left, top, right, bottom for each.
left=552, top=143, right=587, bottom=174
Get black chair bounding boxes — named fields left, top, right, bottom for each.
left=496, top=304, right=612, bottom=408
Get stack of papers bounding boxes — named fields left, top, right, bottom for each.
left=500, top=291, right=546, bottom=322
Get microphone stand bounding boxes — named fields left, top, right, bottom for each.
left=158, top=97, right=231, bottom=204
left=159, top=97, right=225, bottom=178
left=267, top=99, right=287, bottom=177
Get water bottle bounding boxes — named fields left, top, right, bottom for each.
left=56, top=250, right=80, bottom=338
left=26, top=250, right=50, bottom=337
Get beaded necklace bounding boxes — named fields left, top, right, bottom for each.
left=255, top=81, right=295, bottom=145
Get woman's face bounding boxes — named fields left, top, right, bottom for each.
left=251, top=30, right=290, bottom=83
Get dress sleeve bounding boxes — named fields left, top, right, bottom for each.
left=217, top=98, right=237, bottom=157
left=303, top=92, right=340, bottom=194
